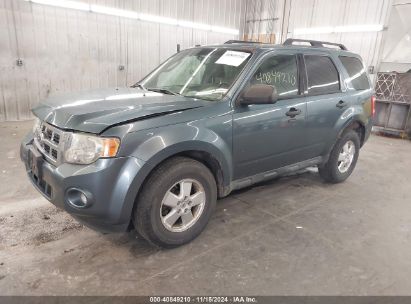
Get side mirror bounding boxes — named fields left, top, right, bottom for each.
left=238, top=84, right=278, bottom=105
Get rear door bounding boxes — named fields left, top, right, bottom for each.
left=303, top=53, right=349, bottom=157
left=232, top=51, right=310, bottom=180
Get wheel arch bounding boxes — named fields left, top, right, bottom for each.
left=339, top=119, right=366, bottom=147
left=123, top=143, right=231, bottom=230
left=323, top=117, right=366, bottom=165
left=174, top=150, right=228, bottom=198
left=138, top=141, right=232, bottom=190
left=138, top=147, right=229, bottom=198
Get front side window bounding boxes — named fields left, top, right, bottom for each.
left=339, top=56, right=370, bottom=90
left=250, top=54, right=299, bottom=98
left=304, top=55, right=340, bottom=95
left=140, top=48, right=252, bottom=101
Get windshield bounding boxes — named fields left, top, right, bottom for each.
left=139, top=48, right=252, bottom=101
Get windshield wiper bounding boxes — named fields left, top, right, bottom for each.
left=131, top=84, right=182, bottom=96
left=147, top=88, right=181, bottom=96
left=130, top=83, right=146, bottom=90
left=147, top=88, right=179, bottom=95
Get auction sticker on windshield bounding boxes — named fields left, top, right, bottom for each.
left=215, top=51, right=250, bottom=67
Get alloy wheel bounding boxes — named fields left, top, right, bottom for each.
left=337, top=140, right=355, bottom=173
left=160, top=179, right=206, bottom=232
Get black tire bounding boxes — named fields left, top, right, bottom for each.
left=318, top=129, right=360, bottom=183
left=134, top=157, right=217, bottom=248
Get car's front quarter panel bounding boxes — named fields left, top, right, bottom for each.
left=105, top=104, right=234, bottom=191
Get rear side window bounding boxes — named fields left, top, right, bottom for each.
left=339, top=56, right=370, bottom=90
left=304, top=55, right=340, bottom=95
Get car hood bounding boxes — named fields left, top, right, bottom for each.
left=32, top=88, right=210, bottom=134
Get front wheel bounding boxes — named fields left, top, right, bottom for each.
left=318, top=129, right=360, bottom=183
left=134, top=157, right=217, bottom=248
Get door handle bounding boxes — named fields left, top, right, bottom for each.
left=336, top=100, right=348, bottom=108
left=285, top=107, right=302, bottom=117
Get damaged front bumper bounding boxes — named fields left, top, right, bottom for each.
left=20, top=132, right=145, bottom=233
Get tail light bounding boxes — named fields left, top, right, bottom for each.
left=371, top=95, right=376, bottom=116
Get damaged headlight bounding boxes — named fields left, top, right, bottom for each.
left=63, top=133, right=120, bottom=165
left=32, top=117, right=41, bottom=134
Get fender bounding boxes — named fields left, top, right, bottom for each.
left=137, top=140, right=232, bottom=184
left=125, top=121, right=232, bottom=180
left=117, top=121, right=233, bottom=223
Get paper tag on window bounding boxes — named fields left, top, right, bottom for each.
left=215, top=51, right=250, bottom=67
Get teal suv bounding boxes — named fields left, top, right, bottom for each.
left=21, top=39, right=374, bottom=247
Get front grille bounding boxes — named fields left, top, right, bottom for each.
left=51, top=149, right=58, bottom=159
left=53, top=133, right=60, bottom=144
left=33, top=121, right=64, bottom=165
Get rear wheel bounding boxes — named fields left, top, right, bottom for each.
left=318, top=129, right=360, bottom=183
left=134, top=157, right=217, bottom=248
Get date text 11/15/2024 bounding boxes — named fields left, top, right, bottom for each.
left=149, top=296, right=258, bottom=303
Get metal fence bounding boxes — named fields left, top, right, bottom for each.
left=374, top=72, right=411, bottom=137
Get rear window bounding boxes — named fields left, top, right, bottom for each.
left=339, top=56, right=370, bottom=90
left=304, top=55, right=340, bottom=95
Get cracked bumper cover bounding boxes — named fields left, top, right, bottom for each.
left=20, top=132, right=146, bottom=233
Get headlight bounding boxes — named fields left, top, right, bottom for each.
left=64, top=133, right=120, bottom=165
left=32, top=118, right=41, bottom=133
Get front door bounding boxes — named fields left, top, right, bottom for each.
left=232, top=52, right=309, bottom=180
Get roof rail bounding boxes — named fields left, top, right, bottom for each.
left=224, top=40, right=263, bottom=44
left=283, top=38, right=347, bottom=50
